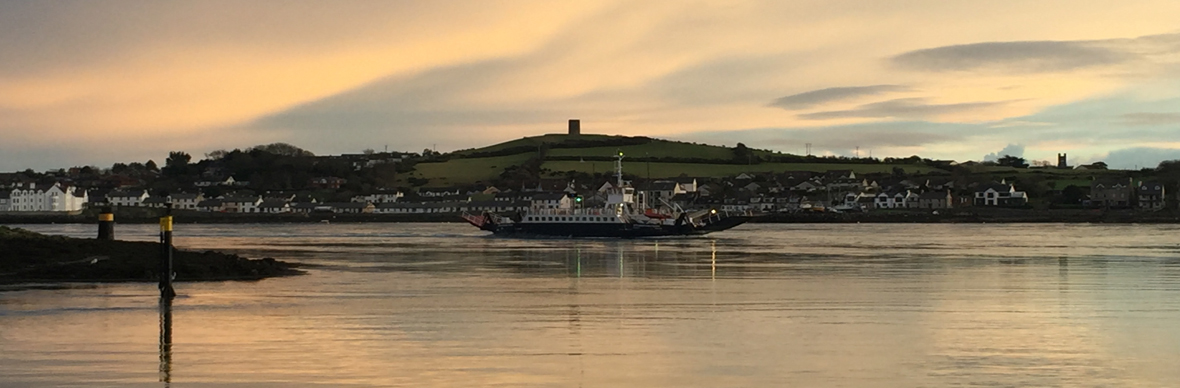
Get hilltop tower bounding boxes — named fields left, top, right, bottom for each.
left=568, top=119, right=580, bottom=136
left=1057, top=153, right=1068, bottom=169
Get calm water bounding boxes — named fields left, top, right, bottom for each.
left=2, top=222, right=1180, bottom=387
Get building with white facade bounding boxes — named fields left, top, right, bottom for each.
left=973, top=183, right=1028, bottom=207
left=107, top=190, right=149, bottom=207
left=352, top=191, right=403, bottom=203
left=3, top=182, right=88, bottom=212
left=170, top=193, right=205, bottom=210
left=221, top=196, right=262, bottom=213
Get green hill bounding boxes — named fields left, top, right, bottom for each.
left=402, top=134, right=947, bottom=187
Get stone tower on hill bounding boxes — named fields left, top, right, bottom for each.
left=568, top=119, right=580, bottom=136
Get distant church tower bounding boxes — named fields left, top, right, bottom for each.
left=568, top=119, right=580, bottom=136
left=1057, top=153, right=1068, bottom=168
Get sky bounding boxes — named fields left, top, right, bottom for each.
left=3, top=1, right=1180, bottom=171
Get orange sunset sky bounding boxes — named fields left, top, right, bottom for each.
left=2, top=1, right=1180, bottom=170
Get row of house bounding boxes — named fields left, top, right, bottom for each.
left=1091, top=179, right=1167, bottom=210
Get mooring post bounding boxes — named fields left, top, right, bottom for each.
left=97, top=206, right=115, bottom=240
left=159, top=204, right=176, bottom=298
left=158, top=295, right=173, bottom=384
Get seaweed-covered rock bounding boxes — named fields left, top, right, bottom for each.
left=0, top=226, right=302, bottom=283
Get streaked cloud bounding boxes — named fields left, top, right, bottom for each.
left=770, top=85, right=909, bottom=110
left=988, top=120, right=1055, bottom=128
left=892, top=41, right=1131, bottom=73
left=798, top=98, right=1010, bottom=120
left=891, top=33, right=1180, bottom=74
left=1119, top=112, right=1180, bottom=126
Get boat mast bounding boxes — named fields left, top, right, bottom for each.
left=615, top=150, right=625, bottom=188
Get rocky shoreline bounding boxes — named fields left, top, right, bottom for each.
left=0, top=226, right=302, bottom=284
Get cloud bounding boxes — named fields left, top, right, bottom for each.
left=987, top=120, right=1055, bottom=128
left=892, top=40, right=1132, bottom=73
left=890, top=33, right=1180, bottom=74
left=1101, top=147, right=1180, bottom=169
left=798, top=98, right=1009, bottom=120
left=983, top=144, right=1025, bottom=162
left=769, top=85, right=909, bottom=110
left=1119, top=112, right=1180, bottom=126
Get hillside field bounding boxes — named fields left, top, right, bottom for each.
left=401, top=153, right=533, bottom=186
left=543, top=160, right=946, bottom=179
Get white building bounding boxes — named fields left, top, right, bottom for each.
left=4, top=182, right=88, bottom=212
left=221, top=196, right=262, bottom=213
left=974, top=183, right=1029, bottom=207
left=107, top=189, right=149, bottom=207
left=171, top=193, right=205, bottom=210
left=352, top=191, right=403, bottom=203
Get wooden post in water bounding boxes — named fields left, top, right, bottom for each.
left=97, top=206, right=115, bottom=240
left=158, top=295, right=173, bottom=384
left=159, top=204, right=176, bottom=298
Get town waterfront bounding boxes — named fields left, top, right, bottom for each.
left=2, top=223, right=1180, bottom=387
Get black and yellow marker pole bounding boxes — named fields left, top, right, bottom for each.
left=97, top=206, right=115, bottom=240
left=159, top=204, right=176, bottom=299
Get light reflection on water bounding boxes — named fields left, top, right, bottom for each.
left=2, top=223, right=1180, bottom=387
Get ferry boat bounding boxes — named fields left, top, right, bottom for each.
left=462, top=152, right=750, bottom=238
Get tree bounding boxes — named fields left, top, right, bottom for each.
left=145, top=160, right=159, bottom=172
left=164, top=151, right=192, bottom=177
left=1059, top=185, right=1086, bottom=205
left=248, top=143, right=315, bottom=157
left=1083, top=161, right=1108, bottom=170
left=205, top=149, right=230, bottom=160
left=997, top=155, right=1029, bottom=168
left=733, top=143, right=756, bottom=164
left=166, top=151, right=191, bottom=169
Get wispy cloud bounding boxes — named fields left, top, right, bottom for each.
left=891, top=33, right=1180, bottom=74
left=769, top=85, right=909, bottom=110
left=798, top=98, right=1009, bottom=120
left=988, top=120, right=1055, bottom=128
left=892, top=41, right=1131, bottom=72
left=1119, top=112, right=1180, bottom=126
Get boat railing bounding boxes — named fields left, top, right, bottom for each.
left=527, top=208, right=615, bottom=216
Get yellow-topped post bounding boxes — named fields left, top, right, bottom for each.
left=97, top=206, right=115, bottom=240
left=158, top=204, right=176, bottom=298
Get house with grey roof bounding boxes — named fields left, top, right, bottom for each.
left=196, top=199, right=224, bottom=212
left=171, top=193, right=204, bottom=210
left=974, top=183, right=1028, bottom=207
left=221, top=196, right=261, bottom=213
left=1137, top=181, right=1166, bottom=211
left=1091, top=178, right=1133, bottom=208
left=918, top=191, right=953, bottom=209
left=107, top=189, right=148, bottom=207
left=258, top=199, right=291, bottom=213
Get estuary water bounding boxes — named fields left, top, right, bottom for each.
left=2, top=222, right=1180, bottom=387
